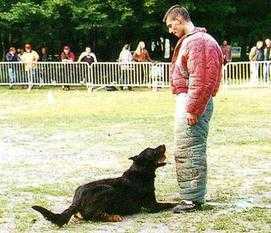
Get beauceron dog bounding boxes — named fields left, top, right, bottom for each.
left=32, top=145, right=176, bottom=227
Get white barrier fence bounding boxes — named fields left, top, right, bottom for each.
left=0, top=61, right=270, bottom=89
left=0, top=62, right=89, bottom=86
left=223, top=61, right=271, bottom=87
left=89, top=62, right=170, bottom=87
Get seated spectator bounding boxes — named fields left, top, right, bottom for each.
left=78, top=47, right=97, bottom=65
left=60, top=46, right=75, bottom=62
left=6, top=47, right=19, bottom=87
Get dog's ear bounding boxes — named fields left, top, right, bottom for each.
left=129, top=155, right=139, bottom=161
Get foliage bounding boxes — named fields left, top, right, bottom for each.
left=0, top=0, right=270, bottom=60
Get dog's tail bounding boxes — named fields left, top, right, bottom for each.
left=32, top=204, right=78, bottom=227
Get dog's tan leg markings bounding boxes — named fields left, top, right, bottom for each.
left=74, top=212, right=83, bottom=220
left=96, top=213, right=124, bottom=222
left=69, top=212, right=84, bottom=224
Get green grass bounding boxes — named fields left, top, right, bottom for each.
left=0, top=87, right=270, bottom=233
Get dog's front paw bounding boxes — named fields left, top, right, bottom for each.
left=107, top=214, right=125, bottom=222
left=96, top=213, right=125, bottom=222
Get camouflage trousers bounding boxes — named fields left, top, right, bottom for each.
left=174, top=93, right=213, bottom=203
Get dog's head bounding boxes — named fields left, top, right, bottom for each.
left=129, top=145, right=167, bottom=169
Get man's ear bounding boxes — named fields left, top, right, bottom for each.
left=129, top=155, right=139, bottom=161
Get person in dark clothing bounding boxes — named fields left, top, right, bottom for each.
left=6, top=47, right=19, bottom=86
left=60, top=46, right=76, bottom=90
left=78, top=47, right=97, bottom=65
left=40, top=47, right=53, bottom=62
left=39, top=47, right=53, bottom=84
left=249, top=41, right=264, bottom=84
left=264, top=39, right=271, bottom=82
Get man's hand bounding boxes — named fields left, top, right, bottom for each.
left=186, top=113, right=198, bottom=126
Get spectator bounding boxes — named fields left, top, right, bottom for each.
left=5, top=47, right=19, bottom=87
left=16, top=48, right=23, bottom=60
left=133, top=41, right=152, bottom=62
left=60, top=46, right=75, bottom=62
left=264, top=38, right=271, bottom=82
left=221, top=40, right=232, bottom=64
left=60, top=46, right=75, bottom=90
left=78, top=47, right=97, bottom=65
left=20, top=43, right=40, bottom=89
left=133, top=41, right=152, bottom=84
left=118, top=44, right=133, bottom=90
left=249, top=41, right=264, bottom=84
left=39, top=47, right=53, bottom=84
left=40, top=47, right=52, bottom=62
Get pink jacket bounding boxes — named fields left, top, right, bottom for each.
left=171, top=27, right=223, bottom=116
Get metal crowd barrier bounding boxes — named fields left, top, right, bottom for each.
left=88, top=62, right=170, bottom=88
left=223, top=61, right=271, bottom=87
left=0, top=62, right=170, bottom=89
left=0, top=61, right=270, bottom=90
left=0, top=62, right=90, bottom=87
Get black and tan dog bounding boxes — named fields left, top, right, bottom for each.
left=32, top=145, right=176, bottom=227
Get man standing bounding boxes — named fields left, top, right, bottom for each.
left=163, top=5, right=223, bottom=212
left=6, top=47, right=19, bottom=87
left=20, top=43, right=40, bottom=89
left=249, top=41, right=264, bottom=85
left=264, top=38, right=271, bottom=82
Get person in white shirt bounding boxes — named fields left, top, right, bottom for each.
left=20, top=43, right=40, bottom=87
left=78, top=47, right=97, bottom=65
left=118, top=44, right=133, bottom=90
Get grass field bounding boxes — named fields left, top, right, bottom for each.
left=0, top=87, right=270, bottom=233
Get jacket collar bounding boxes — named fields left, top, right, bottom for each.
left=171, top=27, right=207, bottom=64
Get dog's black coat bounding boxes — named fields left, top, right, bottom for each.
left=32, top=145, right=176, bottom=227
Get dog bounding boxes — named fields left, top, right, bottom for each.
left=32, top=145, right=176, bottom=227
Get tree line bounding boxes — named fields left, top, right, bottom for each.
left=0, top=0, right=270, bottom=61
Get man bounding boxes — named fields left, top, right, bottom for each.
left=264, top=38, right=271, bottom=82
left=163, top=5, right=223, bottom=212
left=60, top=45, right=75, bottom=62
left=60, top=46, right=76, bottom=90
left=249, top=41, right=264, bottom=84
left=221, top=40, right=232, bottom=64
left=6, top=47, right=19, bottom=87
left=20, top=43, right=40, bottom=89
left=78, top=47, right=97, bottom=65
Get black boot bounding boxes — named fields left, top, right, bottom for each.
left=172, top=200, right=203, bottom=213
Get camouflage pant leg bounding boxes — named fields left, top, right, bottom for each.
left=174, top=94, right=213, bottom=203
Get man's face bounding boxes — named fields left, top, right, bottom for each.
left=223, top=41, right=228, bottom=46
left=166, top=16, right=185, bottom=38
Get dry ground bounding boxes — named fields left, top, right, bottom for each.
left=0, top=87, right=270, bottom=233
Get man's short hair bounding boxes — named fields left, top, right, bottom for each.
left=163, top=5, right=191, bottom=22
